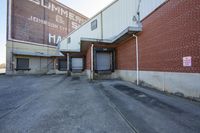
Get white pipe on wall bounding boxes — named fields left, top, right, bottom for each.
left=133, top=34, right=139, bottom=85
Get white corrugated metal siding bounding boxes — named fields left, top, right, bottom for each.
left=60, top=14, right=102, bottom=52
left=59, top=0, right=166, bottom=52
left=102, top=0, right=138, bottom=39
left=140, top=0, right=166, bottom=20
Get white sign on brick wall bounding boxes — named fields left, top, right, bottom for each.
left=183, top=56, right=192, bottom=67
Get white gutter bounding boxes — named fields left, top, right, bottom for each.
left=133, top=34, right=139, bottom=85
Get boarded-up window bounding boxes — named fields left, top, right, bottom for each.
left=67, top=37, right=71, bottom=44
left=44, top=0, right=49, bottom=5
left=17, top=58, right=29, bottom=70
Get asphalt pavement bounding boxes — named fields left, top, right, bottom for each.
left=0, top=75, right=199, bottom=133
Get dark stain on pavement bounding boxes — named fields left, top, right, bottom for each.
left=112, top=84, right=183, bottom=114
left=71, top=77, right=80, bottom=81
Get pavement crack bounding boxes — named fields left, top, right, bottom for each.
left=96, top=83, right=139, bottom=133
left=0, top=95, right=40, bottom=120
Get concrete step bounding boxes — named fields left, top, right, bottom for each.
left=94, top=73, right=113, bottom=80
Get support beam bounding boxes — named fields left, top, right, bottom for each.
left=67, top=53, right=70, bottom=71
left=67, top=53, right=70, bottom=75
left=91, top=44, right=94, bottom=80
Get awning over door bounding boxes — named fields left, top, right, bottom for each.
left=13, top=50, right=64, bottom=57
left=80, top=26, right=142, bottom=54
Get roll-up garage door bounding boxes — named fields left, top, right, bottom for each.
left=72, top=58, right=83, bottom=70
left=96, top=52, right=111, bottom=71
left=58, top=59, right=67, bottom=71
left=16, top=58, right=29, bottom=70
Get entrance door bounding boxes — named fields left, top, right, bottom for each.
left=96, top=52, right=112, bottom=71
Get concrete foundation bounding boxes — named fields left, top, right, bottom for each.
left=85, top=69, right=200, bottom=99
left=139, top=71, right=200, bottom=98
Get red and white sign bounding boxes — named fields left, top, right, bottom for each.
left=183, top=56, right=192, bottom=67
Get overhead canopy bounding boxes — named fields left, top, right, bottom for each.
left=60, top=52, right=85, bottom=57
left=13, top=50, right=64, bottom=57
left=80, top=26, right=142, bottom=53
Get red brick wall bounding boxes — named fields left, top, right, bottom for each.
left=116, top=0, right=200, bottom=73
left=10, top=0, right=87, bottom=46
left=116, top=38, right=136, bottom=70
left=86, top=46, right=91, bottom=69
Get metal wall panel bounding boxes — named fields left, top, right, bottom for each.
left=60, top=0, right=166, bottom=52
left=102, top=0, right=138, bottom=39
left=140, top=0, right=166, bottom=20
left=60, top=14, right=102, bottom=51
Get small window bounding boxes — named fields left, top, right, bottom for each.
left=91, top=19, right=97, bottom=31
left=67, top=37, right=71, bottom=44
left=16, top=58, right=30, bottom=70
left=44, top=0, right=49, bottom=6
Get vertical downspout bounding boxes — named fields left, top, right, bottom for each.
left=91, top=44, right=94, bottom=80
left=132, top=0, right=142, bottom=85
left=133, top=34, right=139, bottom=85
left=100, top=11, right=103, bottom=40
left=67, top=53, right=70, bottom=75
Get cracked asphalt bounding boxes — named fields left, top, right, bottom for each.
left=0, top=75, right=200, bottom=133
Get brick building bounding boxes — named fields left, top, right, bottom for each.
left=6, top=0, right=88, bottom=74
left=59, top=0, right=200, bottom=98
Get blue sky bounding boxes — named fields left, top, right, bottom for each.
left=0, top=0, right=114, bottom=64
left=0, top=0, right=7, bottom=64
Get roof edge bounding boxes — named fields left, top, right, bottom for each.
left=61, top=0, right=119, bottom=41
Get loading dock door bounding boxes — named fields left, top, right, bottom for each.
left=72, top=58, right=83, bottom=70
left=58, top=59, right=67, bottom=71
left=96, top=52, right=112, bottom=71
left=16, top=58, right=30, bottom=70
